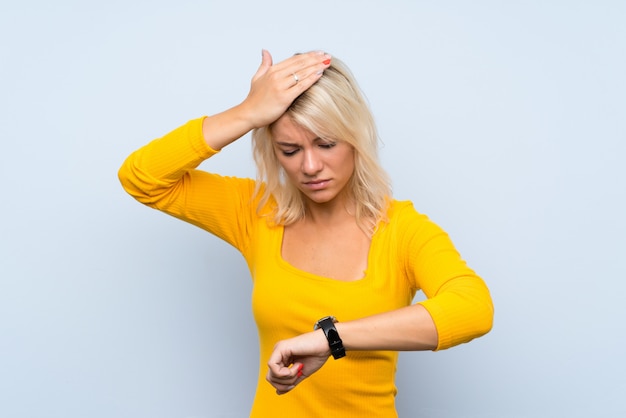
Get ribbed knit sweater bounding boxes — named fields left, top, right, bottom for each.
left=118, top=117, right=494, bottom=417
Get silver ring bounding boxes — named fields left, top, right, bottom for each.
left=292, top=73, right=299, bottom=84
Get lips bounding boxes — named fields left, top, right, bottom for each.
left=303, top=179, right=330, bottom=191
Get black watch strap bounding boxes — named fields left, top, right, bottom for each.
left=314, top=316, right=346, bottom=360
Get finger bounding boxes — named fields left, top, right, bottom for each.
left=265, top=360, right=302, bottom=386
left=272, top=51, right=330, bottom=80
left=266, top=370, right=297, bottom=395
left=266, top=367, right=293, bottom=382
left=275, top=384, right=296, bottom=395
left=287, top=53, right=332, bottom=91
left=251, top=49, right=273, bottom=82
left=272, top=365, right=305, bottom=395
left=268, top=372, right=302, bottom=395
left=266, top=356, right=292, bottom=380
left=274, top=50, right=328, bottom=72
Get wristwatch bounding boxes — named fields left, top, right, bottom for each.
left=314, top=316, right=346, bottom=359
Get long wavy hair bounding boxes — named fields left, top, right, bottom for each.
left=251, top=55, right=392, bottom=236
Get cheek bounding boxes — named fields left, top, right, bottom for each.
left=338, top=149, right=356, bottom=174
left=276, top=156, right=298, bottom=178
left=273, top=150, right=289, bottom=170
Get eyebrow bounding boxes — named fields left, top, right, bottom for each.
left=274, top=137, right=324, bottom=146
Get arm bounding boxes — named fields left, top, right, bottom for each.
left=266, top=209, right=493, bottom=394
left=266, top=305, right=438, bottom=395
left=267, top=293, right=492, bottom=396
left=119, top=50, right=332, bottom=198
left=118, top=51, right=332, bottom=242
left=202, top=49, right=332, bottom=151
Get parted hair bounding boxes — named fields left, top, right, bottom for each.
left=251, top=56, right=392, bottom=235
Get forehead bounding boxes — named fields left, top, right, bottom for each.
left=271, top=114, right=318, bottom=142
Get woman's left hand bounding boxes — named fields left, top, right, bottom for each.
left=266, top=330, right=331, bottom=395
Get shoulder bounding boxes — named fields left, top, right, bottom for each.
left=383, top=199, right=448, bottom=239
left=386, top=199, right=428, bottom=224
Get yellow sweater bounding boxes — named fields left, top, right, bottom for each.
left=119, top=118, right=494, bottom=417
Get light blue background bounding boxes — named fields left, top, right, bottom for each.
left=1, top=1, right=625, bottom=417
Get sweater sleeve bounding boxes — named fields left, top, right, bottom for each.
left=397, top=203, right=494, bottom=350
left=117, top=117, right=257, bottom=251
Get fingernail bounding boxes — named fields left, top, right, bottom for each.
left=323, top=58, right=331, bottom=65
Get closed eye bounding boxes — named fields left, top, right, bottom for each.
left=281, top=148, right=299, bottom=156
left=319, top=142, right=337, bottom=149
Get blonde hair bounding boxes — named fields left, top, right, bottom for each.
left=251, top=55, right=392, bottom=235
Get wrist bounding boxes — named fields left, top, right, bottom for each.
left=313, top=329, right=332, bottom=357
left=232, top=102, right=261, bottom=131
left=201, top=105, right=256, bottom=150
left=314, top=316, right=346, bottom=360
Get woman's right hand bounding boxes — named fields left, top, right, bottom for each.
left=239, top=49, right=332, bottom=129
left=202, top=50, right=331, bottom=150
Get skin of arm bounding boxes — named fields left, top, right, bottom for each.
left=196, top=50, right=491, bottom=396
left=196, top=50, right=336, bottom=395
left=266, top=304, right=438, bottom=395
left=202, top=50, right=332, bottom=151
left=207, top=51, right=440, bottom=394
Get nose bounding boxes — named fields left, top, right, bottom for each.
left=301, top=148, right=323, bottom=176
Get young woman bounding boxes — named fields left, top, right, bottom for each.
left=118, top=50, right=494, bottom=417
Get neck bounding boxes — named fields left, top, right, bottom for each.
left=303, top=195, right=355, bottom=226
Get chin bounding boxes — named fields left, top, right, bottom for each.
left=304, top=192, right=338, bottom=205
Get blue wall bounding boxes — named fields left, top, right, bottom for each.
left=1, top=1, right=624, bottom=416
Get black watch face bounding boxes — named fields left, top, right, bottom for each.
left=314, top=316, right=336, bottom=330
